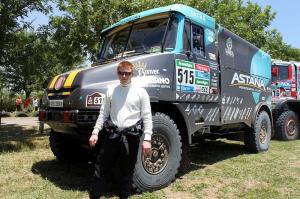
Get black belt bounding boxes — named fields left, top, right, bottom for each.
left=103, top=120, right=143, bottom=155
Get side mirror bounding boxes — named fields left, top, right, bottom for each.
left=272, top=67, right=278, bottom=77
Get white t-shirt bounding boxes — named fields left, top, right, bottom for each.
left=94, top=83, right=153, bottom=141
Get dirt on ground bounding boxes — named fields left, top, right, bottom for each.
left=0, top=117, right=50, bottom=131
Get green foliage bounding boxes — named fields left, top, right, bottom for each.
left=0, top=0, right=51, bottom=65
left=50, top=0, right=186, bottom=61
left=0, top=89, right=16, bottom=112
left=50, top=0, right=300, bottom=61
left=3, top=29, right=83, bottom=98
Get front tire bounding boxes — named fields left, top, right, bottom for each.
left=275, top=111, right=299, bottom=140
left=244, top=111, right=271, bottom=153
left=133, top=112, right=182, bottom=192
left=49, top=130, right=90, bottom=162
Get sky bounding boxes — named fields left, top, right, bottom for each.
left=249, top=0, right=300, bottom=48
left=26, top=0, right=300, bottom=48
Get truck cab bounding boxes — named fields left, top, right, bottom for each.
left=40, top=4, right=272, bottom=192
left=271, top=60, right=300, bottom=140
left=272, top=60, right=298, bottom=100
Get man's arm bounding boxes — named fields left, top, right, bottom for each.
left=140, top=88, right=153, bottom=156
left=140, top=88, right=153, bottom=141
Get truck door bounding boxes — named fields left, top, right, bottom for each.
left=175, top=20, right=220, bottom=126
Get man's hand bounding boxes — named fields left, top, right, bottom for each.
left=142, top=140, right=151, bottom=156
left=89, top=134, right=98, bottom=147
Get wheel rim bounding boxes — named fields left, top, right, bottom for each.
left=259, top=120, right=268, bottom=144
left=286, top=119, right=296, bottom=136
left=142, top=133, right=169, bottom=175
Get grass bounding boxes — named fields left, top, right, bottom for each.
left=0, top=124, right=300, bottom=199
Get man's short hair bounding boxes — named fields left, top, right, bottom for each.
left=118, top=61, right=134, bottom=71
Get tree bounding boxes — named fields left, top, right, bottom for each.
left=0, top=0, right=51, bottom=65
left=50, top=0, right=300, bottom=62
left=49, top=0, right=184, bottom=62
left=3, top=30, right=82, bottom=98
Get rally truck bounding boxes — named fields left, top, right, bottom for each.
left=39, top=4, right=272, bottom=191
left=271, top=60, right=300, bottom=140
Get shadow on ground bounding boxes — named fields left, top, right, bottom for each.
left=32, top=160, right=94, bottom=191
left=0, top=124, right=49, bottom=152
left=187, top=139, right=246, bottom=171
left=31, top=139, right=246, bottom=195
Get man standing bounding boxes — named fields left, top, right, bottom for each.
left=89, top=60, right=152, bottom=199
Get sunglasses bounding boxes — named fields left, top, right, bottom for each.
left=118, top=71, right=132, bottom=76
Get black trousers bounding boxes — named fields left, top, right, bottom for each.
left=89, top=134, right=140, bottom=199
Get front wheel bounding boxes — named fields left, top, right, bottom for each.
left=275, top=111, right=299, bottom=140
left=49, top=130, right=90, bottom=162
left=244, top=111, right=271, bottom=153
left=133, top=112, right=182, bottom=192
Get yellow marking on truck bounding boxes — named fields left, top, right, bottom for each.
left=48, top=92, right=70, bottom=97
left=62, top=92, right=71, bottom=95
left=48, top=75, right=60, bottom=90
left=64, top=69, right=81, bottom=88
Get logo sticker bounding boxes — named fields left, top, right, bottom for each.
left=225, top=37, right=234, bottom=57
left=86, top=92, right=105, bottom=107
left=230, top=72, right=266, bottom=92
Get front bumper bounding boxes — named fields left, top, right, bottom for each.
left=39, top=109, right=99, bottom=134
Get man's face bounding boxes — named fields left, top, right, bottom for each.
left=117, top=66, right=133, bottom=85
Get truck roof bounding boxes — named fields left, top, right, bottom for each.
left=101, top=4, right=215, bottom=34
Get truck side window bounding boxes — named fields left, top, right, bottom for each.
left=183, top=21, right=191, bottom=52
left=192, top=25, right=204, bottom=56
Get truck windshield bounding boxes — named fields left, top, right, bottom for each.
left=272, top=65, right=289, bottom=82
left=99, top=17, right=178, bottom=61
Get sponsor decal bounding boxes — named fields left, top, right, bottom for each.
left=178, top=85, right=194, bottom=92
left=195, top=79, right=209, bottom=86
left=225, top=37, right=234, bottom=57
left=206, top=29, right=214, bottom=43
left=86, top=92, right=105, bottom=107
left=176, top=59, right=194, bottom=69
left=195, top=63, right=210, bottom=72
left=209, top=61, right=218, bottom=70
left=195, top=86, right=209, bottom=94
left=278, top=81, right=291, bottom=87
left=176, top=59, right=211, bottom=94
left=195, top=71, right=210, bottom=80
left=133, top=61, right=170, bottom=88
left=230, top=72, right=266, bottom=92
left=134, top=61, right=160, bottom=76
left=208, top=53, right=216, bottom=60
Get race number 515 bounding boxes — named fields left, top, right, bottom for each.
left=177, top=68, right=194, bottom=84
